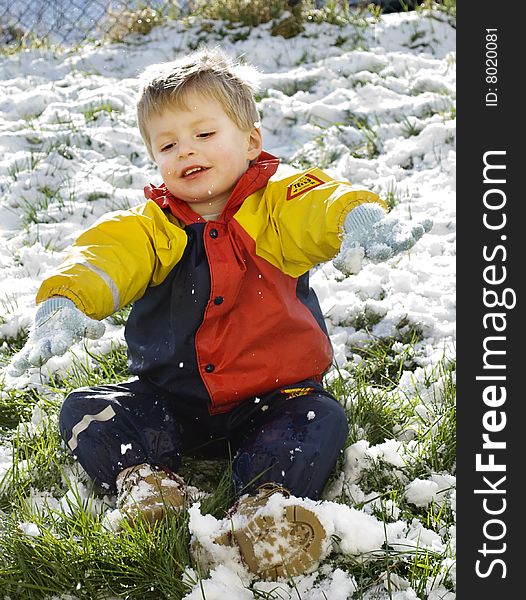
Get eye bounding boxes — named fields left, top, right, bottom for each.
left=197, top=131, right=215, bottom=138
left=160, top=142, right=175, bottom=152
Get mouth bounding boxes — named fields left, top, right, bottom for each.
left=181, top=166, right=210, bottom=178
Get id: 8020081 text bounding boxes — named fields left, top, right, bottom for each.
left=485, top=29, right=498, bottom=107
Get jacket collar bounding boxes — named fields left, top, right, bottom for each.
left=144, top=151, right=280, bottom=225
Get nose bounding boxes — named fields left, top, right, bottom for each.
left=176, top=139, right=195, bottom=159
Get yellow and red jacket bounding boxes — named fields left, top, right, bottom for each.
left=37, top=151, right=386, bottom=414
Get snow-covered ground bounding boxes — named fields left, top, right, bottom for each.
left=0, top=8, right=455, bottom=599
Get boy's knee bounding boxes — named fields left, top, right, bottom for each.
left=60, top=388, right=104, bottom=427
left=232, top=392, right=349, bottom=498
left=59, top=389, right=86, bottom=428
left=313, top=394, right=349, bottom=443
left=58, top=387, right=118, bottom=453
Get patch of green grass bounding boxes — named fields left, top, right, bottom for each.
left=379, top=181, right=407, bottom=210
left=0, top=388, right=42, bottom=433
left=7, top=153, right=41, bottom=182
left=346, top=113, right=381, bottom=159
left=0, top=506, right=193, bottom=599
left=324, top=540, right=454, bottom=600
left=0, top=26, right=56, bottom=56
left=323, top=354, right=455, bottom=597
left=191, top=0, right=289, bottom=28
left=107, top=306, right=132, bottom=327
left=99, top=3, right=174, bottom=44
left=344, top=323, right=426, bottom=389
left=400, top=115, right=422, bottom=138
left=0, top=381, right=233, bottom=597
left=4, top=412, right=68, bottom=506
left=293, top=115, right=382, bottom=167
left=0, top=340, right=455, bottom=598
left=49, top=344, right=130, bottom=394
left=82, top=102, right=119, bottom=123
left=416, top=0, right=456, bottom=20
left=188, top=0, right=384, bottom=41
left=275, top=77, right=318, bottom=97
left=402, top=360, right=457, bottom=474
left=325, top=348, right=454, bottom=483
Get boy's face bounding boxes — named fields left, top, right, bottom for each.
left=148, top=92, right=262, bottom=216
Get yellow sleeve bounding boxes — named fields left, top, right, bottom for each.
left=36, top=201, right=188, bottom=319
left=234, top=167, right=387, bottom=277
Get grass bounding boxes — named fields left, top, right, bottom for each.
left=0, top=508, right=193, bottom=599
left=102, top=4, right=171, bottom=43
left=82, top=102, right=120, bottom=124
left=290, top=115, right=381, bottom=170
left=0, top=331, right=456, bottom=599
left=0, top=26, right=55, bottom=56
left=191, top=0, right=290, bottom=28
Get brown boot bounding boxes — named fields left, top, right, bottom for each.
left=116, top=463, right=186, bottom=526
left=195, top=484, right=326, bottom=580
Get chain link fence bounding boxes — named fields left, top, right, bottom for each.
left=0, top=0, right=422, bottom=52
left=0, top=0, right=185, bottom=50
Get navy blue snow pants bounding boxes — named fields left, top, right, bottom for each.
left=59, top=377, right=349, bottom=499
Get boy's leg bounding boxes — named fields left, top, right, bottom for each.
left=59, top=378, right=184, bottom=494
left=231, top=383, right=349, bottom=499
left=196, top=383, right=348, bottom=579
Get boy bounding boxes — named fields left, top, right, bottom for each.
left=9, top=48, right=430, bottom=580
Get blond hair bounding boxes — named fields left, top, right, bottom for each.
left=137, top=48, right=261, bottom=159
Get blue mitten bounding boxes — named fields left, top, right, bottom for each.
left=333, top=203, right=432, bottom=275
left=8, top=297, right=105, bottom=377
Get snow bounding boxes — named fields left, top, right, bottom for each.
left=0, top=6, right=455, bottom=599
left=18, top=521, right=41, bottom=537
left=183, top=564, right=358, bottom=600
left=405, top=473, right=456, bottom=508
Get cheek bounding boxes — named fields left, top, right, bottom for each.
left=157, top=159, right=173, bottom=178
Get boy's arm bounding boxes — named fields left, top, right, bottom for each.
left=37, top=201, right=188, bottom=319
left=9, top=201, right=187, bottom=375
left=237, top=167, right=431, bottom=277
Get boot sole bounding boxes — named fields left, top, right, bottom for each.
left=235, top=504, right=325, bottom=580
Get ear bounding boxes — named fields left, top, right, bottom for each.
left=247, top=128, right=263, bottom=161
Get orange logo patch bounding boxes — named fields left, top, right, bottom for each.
left=286, top=173, right=324, bottom=201
left=281, top=387, right=315, bottom=398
